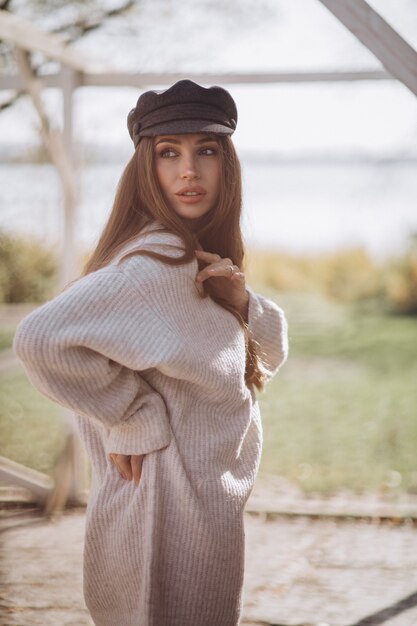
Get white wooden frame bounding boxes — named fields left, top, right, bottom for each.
left=319, top=0, right=417, bottom=96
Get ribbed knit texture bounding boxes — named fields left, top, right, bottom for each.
left=13, top=220, right=288, bottom=626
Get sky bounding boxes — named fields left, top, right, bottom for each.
left=1, top=0, right=416, bottom=158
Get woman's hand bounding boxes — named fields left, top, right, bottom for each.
left=194, top=249, right=249, bottom=319
left=108, top=453, right=144, bottom=486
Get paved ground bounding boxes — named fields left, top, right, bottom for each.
left=1, top=504, right=417, bottom=626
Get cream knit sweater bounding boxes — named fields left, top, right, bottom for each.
left=13, top=221, right=288, bottom=626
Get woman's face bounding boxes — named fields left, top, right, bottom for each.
left=154, top=133, right=221, bottom=223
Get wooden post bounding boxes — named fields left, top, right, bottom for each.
left=61, top=66, right=80, bottom=169
left=318, top=0, right=417, bottom=97
left=60, top=65, right=80, bottom=289
left=14, top=48, right=89, bottom=508
left=14, top=48, right=78, bottom=291
left=0, top=68, right=395, bottom=91
left=0, top=456, right=53, bottom=506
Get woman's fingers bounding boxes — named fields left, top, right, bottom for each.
left=198, top=264, right=243, bottom=283
left=194, top=249, right=247, bottom=312
left=196, top=258, right=238, bottom=282
left=130, top=455, right=144, bottom=485
left=108, top=453, right=144, bottom=486
left=115, top=454, right=133, bottom=480
left=194, top=249, right=245, bottom=282
left=108, top=453, right=126, bottom=479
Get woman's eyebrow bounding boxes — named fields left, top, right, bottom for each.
left=155, top=137, right=181, bottom=145
left=155, top=136, right=218, bottom=146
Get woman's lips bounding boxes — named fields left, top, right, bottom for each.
left=175, top=186, right=207, bottom=204
left=177, top=194, right=204, bottom=204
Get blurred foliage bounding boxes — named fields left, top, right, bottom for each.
left=246, top=247, right=381, bottom=303
left=2, top=227, right=417, bottom=316
left=0, top=230, right=58, bottom=303
left=383, top=246, right=417, bottom=315
left=258, top=291, right=417, bottom=495
left=0, top=328, right=15, bottom=350
left=246, top=236, right=417, bottom=315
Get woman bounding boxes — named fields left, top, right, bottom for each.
left=13, top=80, right=288, bottom=626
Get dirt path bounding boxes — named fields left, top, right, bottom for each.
left=1, top=506, right=417, bottom=626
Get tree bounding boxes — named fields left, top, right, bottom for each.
left=0, top=0, right=135, bottom=111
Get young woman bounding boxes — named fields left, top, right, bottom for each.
left=13, top=80, right=288, bottom=626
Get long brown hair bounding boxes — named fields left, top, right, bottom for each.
left=80, top=135, right=266, bottom=391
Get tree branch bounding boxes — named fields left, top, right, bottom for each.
left=0, top=0, right=135, bottom=111
left=0, top=0, right=12, bottom=11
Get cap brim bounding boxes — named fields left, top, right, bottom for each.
left=138, top=118, right=234, bottom=137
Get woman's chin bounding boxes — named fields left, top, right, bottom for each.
left=179, top=211, right=213, bottom=231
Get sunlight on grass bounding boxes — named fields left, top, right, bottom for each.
left=257, top=290, right=417, bottom=495
left=1, top=286, right=416, bottom=496
left=0, top=329, right=14, bottom=351
left=0, top=366, right=67, bottom=475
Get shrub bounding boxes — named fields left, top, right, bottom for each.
left=382, top=250, right=417, bottom=314
left=0, top=230, right=58, bottom=303
left=318, top=248, right=381, bottom=302
left=246, top=247, right=381, bottom=303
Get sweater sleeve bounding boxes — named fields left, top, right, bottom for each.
left=246, top=286, right=289, bottom=381
left=12, top=268, right=175, bottom=457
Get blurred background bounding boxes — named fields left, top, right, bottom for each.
left=1, top=0, right=417, bottom=501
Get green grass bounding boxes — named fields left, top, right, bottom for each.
left=257, top=291, right=417, bottom=495
left=1, top=292, right=417, bottom=496
left=0, top=367, right=67, bottom=475
left=0, top=328, right=15, bottom=351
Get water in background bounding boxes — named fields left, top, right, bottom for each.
left=0, top=153, right=416, bottom=260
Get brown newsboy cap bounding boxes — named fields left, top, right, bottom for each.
left=127, top=79, right=237, bottom=148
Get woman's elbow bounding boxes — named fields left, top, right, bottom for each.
left=13, top=310, right=53, bottom=366
left=270, top=309, right=289, bottom=375
left=275, top=307, right=289, bottom=362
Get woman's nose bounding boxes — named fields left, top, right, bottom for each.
left=180, top=156, right=200, bottom=179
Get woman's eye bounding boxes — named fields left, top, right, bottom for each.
left=159, top=149, right=177, bottom=158
left=200, top=147, right=217, bottom=156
